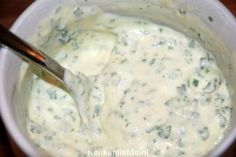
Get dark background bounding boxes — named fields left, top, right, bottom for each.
left=0, top=0, right=236, bottom=156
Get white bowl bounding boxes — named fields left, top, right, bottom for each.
left=0, top=0, right=236, bottom=156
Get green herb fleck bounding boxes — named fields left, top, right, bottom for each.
left=179, top=9, right=186, bottom=15
left=198, top=127, right=209, bottom=140
left=203, top=82, right=212, bottom=90
left=93, top=105, right=101, bottom=118
left=55, top=6, right=62, bottom=14
left=73, top=7, right=84, bottom=18
left=158, top=125, right=172, bottom=139
left=215, top=108, right=229, bottom=128
left=120, top=58, right=128, bottom=64
left=197, top=33, right=201, bottom=38
left=208, top=16, right=213, bottom=22
left=168, top=46, right=174, bottom=50
left=142, top=58, right=147, bottom=63
left=47, top=89, right=57, bottom=100
left=30, top=125, right=41, bottom=134
left=147, top=125, right=172, bottom=139
left=192, top=79, right=199, bottom=87
left=178, top=151, right=186, bottom=155
left=149, top=58, right=156, bottom=65
left=188, top=39, right=195, bottom=48
left=189, top=27, right=196, bottom=32
left=177, top=84, right=187, bottom=96
left=124, top=89, right=131, bottom=95
left=44, top=136, right=52, bottom=141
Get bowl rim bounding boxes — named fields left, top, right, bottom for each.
left=205, top=1, right=236, bottom=155
left=0, top=0, right=236, bottom=156
left=0, top=1, right=47, bottom=156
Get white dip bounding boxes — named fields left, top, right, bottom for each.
left=26, top=5, right=232, bottom=157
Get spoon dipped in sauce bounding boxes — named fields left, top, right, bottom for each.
left=0, top=24, right=91, bottom=126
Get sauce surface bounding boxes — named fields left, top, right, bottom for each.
left=26, top=5, right=232, bottom=157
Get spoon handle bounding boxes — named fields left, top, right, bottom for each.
left=0, top=24, right=64, bottom=82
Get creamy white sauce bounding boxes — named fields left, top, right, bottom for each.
left=26, top=5, right=232, bottom=157
left=63, top=69, right=91, bottom=126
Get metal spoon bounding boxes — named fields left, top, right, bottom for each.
left=0, top=24, right=66, bottom=82
left=0, top=24, right=90, bottom=125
